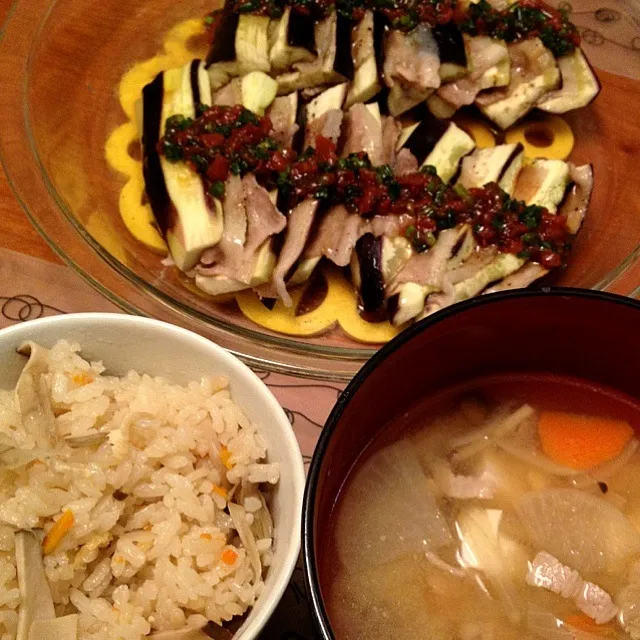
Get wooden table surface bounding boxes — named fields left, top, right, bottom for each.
left=0, top=0, right=57, bottom=263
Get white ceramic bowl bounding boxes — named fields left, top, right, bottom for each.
left=0, top=312, right=305, bottom=640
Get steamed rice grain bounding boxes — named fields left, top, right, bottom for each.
left=0, top=340, right=279, bottom=640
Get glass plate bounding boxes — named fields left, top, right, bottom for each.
left=1, top=0, right=639, bottom=380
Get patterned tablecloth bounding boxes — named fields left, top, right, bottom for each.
left=0, top=246, right=341, bottom=639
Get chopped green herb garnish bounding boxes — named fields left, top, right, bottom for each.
left=209, top=181, right=226, bottom=198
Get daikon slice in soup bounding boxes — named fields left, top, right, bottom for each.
left=322, top=374, right=640, bottom=640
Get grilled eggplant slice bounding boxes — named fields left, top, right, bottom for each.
left=472, top=36, right=510, bottom=90
left=433, top=24, right=467, bottom=82
left=207, top=12, right=272, bottom=88
left=288, top=257, right=322, bottom=285
left=537, top=48, right=600, bottom=113
left=559, top=163, right=594, bottom=234
left=498, top=148, right=525, bottom=195
left=395, top=121, right=421, bottom=151
left=457, top=143, right=524, bottom=189
left=454, top=253, right=525, bottom=300
left=383, top=25, right=441, bottom=116
left=195, top=239, right=277, bottom=296
left=141, top=63, right=223, bottom=272
left=236, top=15, right=272, bottom=73
left=241, top=71, right=278, bottom=114
left=475, top=38, right=560, bottom=130
left=388, top=226, right=467, bottom=325
left=397, top=106, right=449, bottom=163
left=354, top=234, right=386, bottom=314
left=432, top=35, right=509, bottom=116
left=423, top=122, right=475, bottom=182
left=387, top=85, right=432, bottom=117
left=512, top=158, right=570, bottom=213
left=269, top=7, right=316, bottom=72
left=426, top=93, right=458, bottom=119
left=267, top=91, right=299, bottom=147
left=388, top=282, right=429, bottom=326
left=395, top=108, right=474, bottom=181
left=351, top=235, right=413, bottom=314
left=307, top=82, right=348, bottom=122
left=206, top=7, right=240, bottom=66
left=345, top=11, right=383, bottom=109
left=483, top=261, right=549, bottom=294
left=276, top=13, right=352, bottom=93
left=303, top=83, right=347, bottom=147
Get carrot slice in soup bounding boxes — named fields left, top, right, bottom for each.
left=538, top=411, right=634, bottom=470
left=564, top=613, right=616, bottom=637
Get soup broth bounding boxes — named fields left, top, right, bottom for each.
left=323, top=374, right=640, bottom=640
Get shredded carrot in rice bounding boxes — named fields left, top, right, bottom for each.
left=212, top=484, right=227, bottom=499
left=71, top=372, right=94, bottom=386
left=564, top=614, right=616, bottom=636
left=43, top=509, right=74, bottom=555
left=200, top=533, right=212, bottom=541
left=221, top=548, right=238, bottom=565
left=219, top=446, right=234, bottom=470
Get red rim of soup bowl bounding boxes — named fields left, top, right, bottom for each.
left=301, top=287, right=640, bottom=640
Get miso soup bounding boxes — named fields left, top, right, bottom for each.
left=323, top=374, right=640, bottom=640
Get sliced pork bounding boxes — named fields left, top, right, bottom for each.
left=303, top=205, right=362, bottom=266
left=394, top=226, right=465, bottom=290
left=341, top=103, right=384, bottom=165
left=267, top=94, right=299, bottom=147
left=197, top=175, right=285, bottom=283
left=212, top=79, right=243, bottom=106
left=305, top=109, right=344, bottom=148
left=526, top=551, right=618, bottom=624
left=477, top=38, right=558, bottom=108
left=270, top=199, right=320, bottom=306
left=364, top=213, right=414, bottom=238
left=295, top=12, right=337, bottom=78
left=422, top=276, right=456, bottom=316
left=243, top=174, right=287, bottom=256
left=483, top=262, right=548, bottom=294
left=448, top=247, right=498, bottom=284
left=394, top=148, right=419, bottom=176
left=198, top=174, right=246, bottom=270
left=476, top=38, right=560, bottom=129
left=437, top=36, right=509, bottom=108
left=383, top=25, right=441, bottom=94
left=381, top=116, right=401, bottom=167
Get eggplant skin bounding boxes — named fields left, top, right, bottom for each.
left=189, top=59, right=202, bottom=107
left=206, top=8, right=239, bottom=65
left=432, top=24, right=466, bottom=67
left=335, top=14, right=355, bottom=80
left=356, top=233, right=386, bottom=314
left=373, top=12, right=388, bottom=78
left=288, top=11, right=316, bottom=53
left=401, top=104, right=450, bottom=164
left=141, top=72, right=173, bottom=237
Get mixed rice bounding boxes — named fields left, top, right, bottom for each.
left=0, top=340, right=279, bottom=640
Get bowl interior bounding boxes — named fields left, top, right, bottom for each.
left=304, top=290, right=640, bottom=639
left=0, top=313, right=304, bottom=640
left=1, top=0, right=640, bottom=378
